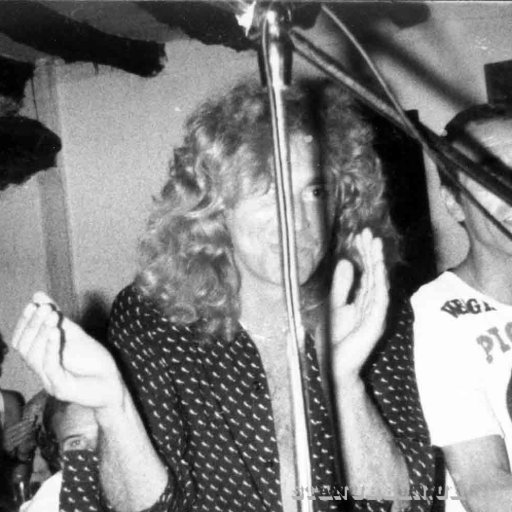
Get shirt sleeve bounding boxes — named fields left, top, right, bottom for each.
left=413, top=294, right=501, bottom=448
left=358, top=298, right=436, bottom=512
left=58, top=287, right=194, bottom=512
left=103, top=286, right=195, bottom=512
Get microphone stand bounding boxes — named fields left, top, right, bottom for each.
left=261, top=6, right=314, bottom=512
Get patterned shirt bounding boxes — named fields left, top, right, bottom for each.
left=59, top=285, right=435, bottom=512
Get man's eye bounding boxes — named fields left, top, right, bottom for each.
left=304, top=185, right=329, bottom=201
left=62, top=436, right=86, bottom=452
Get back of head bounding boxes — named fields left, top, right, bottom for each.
left=440, top=103, right=512, bottom=194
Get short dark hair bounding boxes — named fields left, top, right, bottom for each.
left=38, top=396, right=69, bottom=473
left=439, top=103, right=512, bottom=194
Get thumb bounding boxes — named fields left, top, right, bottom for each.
left=330, top=259, right=355, bottom=310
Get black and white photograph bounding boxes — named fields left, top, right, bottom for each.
left=0, top=2, right=512, bottom=512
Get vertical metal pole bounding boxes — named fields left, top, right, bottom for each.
left=261, top=7, right=314, bottom=512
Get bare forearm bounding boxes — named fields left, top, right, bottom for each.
left=96, top=388, right=169, bottom=512
left=457, top=474, right=512, bottom=512
left=336, top=377, right=408, bottom=504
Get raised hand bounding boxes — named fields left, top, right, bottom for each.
left=12, top=292, right=125, bottom=412
left=2, top=418, right=35, bottom=454
left=330, top=228, right=389, bottom=379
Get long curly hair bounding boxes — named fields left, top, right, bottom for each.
left=136, top=80, right=398, bottom=340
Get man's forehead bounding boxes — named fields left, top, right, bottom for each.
left=464, top=118, right=512, bottom=167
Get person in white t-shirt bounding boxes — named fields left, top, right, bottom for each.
left=413, top=104, right=512, bottom=512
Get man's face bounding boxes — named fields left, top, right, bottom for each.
left=225, top=133, right=334, bottom=289
left=52, top=403, right=98, bottom=455
left=454, top=118, right=512, bottom=256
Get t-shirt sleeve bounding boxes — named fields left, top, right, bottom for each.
left=413, top=293, right=501, bottom=448
left=103, top=286, right=195, bottom=512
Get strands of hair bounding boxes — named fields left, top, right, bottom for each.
left=136, top=80, right=399, bottom=341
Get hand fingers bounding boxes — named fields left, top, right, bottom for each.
left=331, top=259, right=355, bottom=310
left=361, top=228, right=373, bottom=288
left=354, top=230, right=371, bottom=312
left=16, top=304, right=57, bottom=358
left=372, top=237, right=389, bottom=309
left=360, top=235, right=389, bottom=335
left=371, top=237, right=385, bottom=274
left=33, top=318, right=60, bottom=392
left=16, top=309, right=59, bottom=391
left=5, top=417, right=33, bottom=429
left=4, top=428, right=34, bottom=446
left=42, top=327, right=69, bottom=401
left=366, top=229, right=376, bottom=287
left=355, top=229, right=388, bottom=318
left=12, top=293, right=59, bottom=349
left=4, top=432, right=33, bottom=449
left=3, top=433, right=34, bottom=451
left=4, top=420, right=34, bottom=436
left=12, top=302, right=38, bottom=349
left=32, top=291, right=57, bottom=308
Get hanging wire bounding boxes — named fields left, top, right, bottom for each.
left=289, top=29, right=512, bottom=202
left=321, top=5, right=512, bottom=242
left=322, top=6, right=422, bottom=144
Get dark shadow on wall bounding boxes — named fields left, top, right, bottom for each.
left=79, top=291, right=111, bottom=346
left=363, top=108, right=437, bottom=295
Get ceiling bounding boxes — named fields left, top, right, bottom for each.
left=0, top=1, right=438, bottom=114
left=0, top=2, right=178, bottom=64
left=0, top=1, right=498, bottom=190
left=0, top=1, right=434, bottom=72
left=2, top=1, right=507, bottom=77
left=0, top=1, right=256, bottom=78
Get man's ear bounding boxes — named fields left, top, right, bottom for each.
left=441, top=186, right=465, bottom=223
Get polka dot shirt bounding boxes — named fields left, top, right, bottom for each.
left=59, top=286, right=435, bottom=512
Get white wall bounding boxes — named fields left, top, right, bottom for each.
left=0, top=181, right=48, bottom=398
left=54, top=37, right=330, bottom=315
left=56, top=41, right=262, bottom=312
left=0, top=83, right=48, bottom=398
